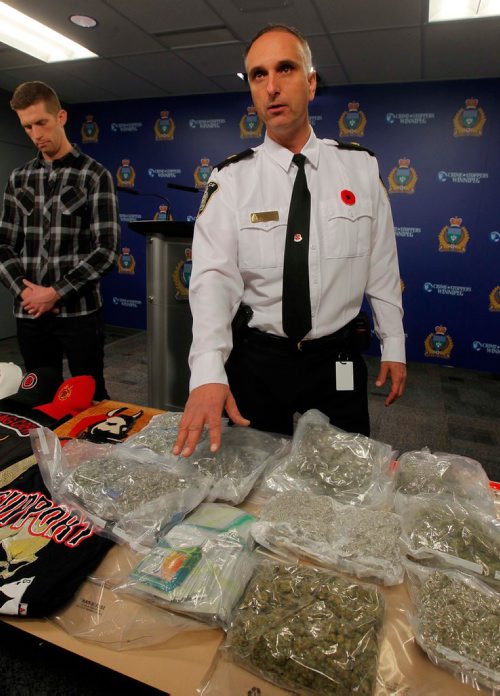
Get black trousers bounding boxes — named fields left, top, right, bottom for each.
left=16, top=309, right=109, bottom=400
left=225, top=330, right=369, bottom=437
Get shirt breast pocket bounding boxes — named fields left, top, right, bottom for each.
left=322, top=197, right=373, bottom=258
left=238, top=208, right=287, bottom=269
left=60, top=186, right=88, bottom=216
left=15, top=188, right=35, bottom=217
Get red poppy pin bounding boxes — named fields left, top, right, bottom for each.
left=294, top=233, right=303, bottom=242
left=341, top=189, right=356, bottom=205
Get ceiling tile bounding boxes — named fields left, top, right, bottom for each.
left=175, top=43, right=247, bottom=76
left=157, top=28, right=236, bottom=49
left=333, top=28, right=422, bottom=83
left=106, top=0, right=224, bottom=34
left=64, top=59, right=166, bottom=100
left=423, top=19, right=500, bottom=79
left=114, top=51, right=221, bottom=94
left=9, top=0, right=163, bottom=57
left=209, top=0, right=324, bottom=39
left=306, top=35, right=342, bottom=68
left=314, top=0, right=424, bottom=33
left=0, top=45, right=42, bottom=70
left=0, top=63, right=113, bottom=102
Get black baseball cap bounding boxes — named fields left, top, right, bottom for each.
left=9, top=367, right=64, bottom=408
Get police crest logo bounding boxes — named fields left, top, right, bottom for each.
left=438, top=217, right=470, bottom=253
left=240, top=106, right=263, bottom=138
left=424, top=325, right=454, bottom=359
left=116, top=158, right=136, bottom=187
left=453, top=98, right=486, bottom=137
left=81, top=114, right=99, bottom=143
left=118, top=247, right=136, bottom=275
left=172, top=248, right=192, bottom=301
left=338, top=101, right=367, bottom=137
left=489, top=286, right=500, bottom=312
left=154, top=110, right=175, bottom=141
left=194, top=157, right=212, bottom=189
left=388, top=157, right=417, bottom=193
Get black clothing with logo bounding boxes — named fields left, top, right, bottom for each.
left=0, top=465, right=112, bottom=617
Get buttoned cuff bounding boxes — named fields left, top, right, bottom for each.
left=380, top=336, right=406, bottom=363
left=189, top=350, right=229, bottom=391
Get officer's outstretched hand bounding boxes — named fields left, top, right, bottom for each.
left=173, top=383, right=250, bottom=458
left=375, top=361, right=407, bottom=406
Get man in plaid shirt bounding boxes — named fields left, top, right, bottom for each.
left=0, top=82, right=120, bottom=400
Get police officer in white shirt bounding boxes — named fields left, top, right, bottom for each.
left=174, top=23, right=406, bottom=458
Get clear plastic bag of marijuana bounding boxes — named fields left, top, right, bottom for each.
left=404, top=561, right=500, bottom=694
left=199, top=559, right=385, bottom=695
left=263, top=409, right=395, bottom=508
left=124, top=411, right=202, bottom=456
left=31, top=427, right=213, bottom=550
left=117, top=503, right=257, bottom=628
left=394, top=448, right=496, bottom=516
left=250, top=490, right=404, bottom=585
left=185, top=425, right=289, bottom=505
left=400, top=495, right=500, bottom=585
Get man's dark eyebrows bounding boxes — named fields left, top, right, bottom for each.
left=276, top=58, right=299, bottom=69
left=248, top=65, right=265, bottom=79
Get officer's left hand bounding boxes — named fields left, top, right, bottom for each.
left=375, top=361, right=406, bottom=406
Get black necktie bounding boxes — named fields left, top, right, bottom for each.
left=282, top=153, right=311, bottom=344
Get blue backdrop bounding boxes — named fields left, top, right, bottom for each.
left=68, top=78, right=500, bottom=372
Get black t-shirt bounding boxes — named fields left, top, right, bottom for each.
left=0, top=403, right=58, bottom=473
left=0, top=392, right=73, bottom=472
left=0, top=465, right=113, bottom=617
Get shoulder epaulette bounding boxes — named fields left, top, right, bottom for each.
left=335, top=140, right=376, bottom=157
left=215, top=148, right=255, bottom=171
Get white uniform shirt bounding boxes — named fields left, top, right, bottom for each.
left=189, top=129, right=405, bottom=390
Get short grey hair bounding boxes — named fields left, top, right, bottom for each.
left=244, top=24, right=313, bottom=74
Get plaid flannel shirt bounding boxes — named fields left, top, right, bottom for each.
left=0, top=145, right=120, bottom=318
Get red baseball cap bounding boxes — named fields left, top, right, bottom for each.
left=34, top=375, right=96, bottom=420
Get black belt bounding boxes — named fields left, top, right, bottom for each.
left=244, top=326, right=351, bottom=353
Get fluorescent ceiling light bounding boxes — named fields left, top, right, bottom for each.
left=429, top=0, right=500, bottom=22
left=0, top=1, right=98, bottom=62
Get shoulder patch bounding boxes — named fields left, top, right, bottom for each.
left=215, top=148, right=255, bottom=171
left=197, top=181, right=219, bottom=217
left=336, top=140, right=376, bottom=157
